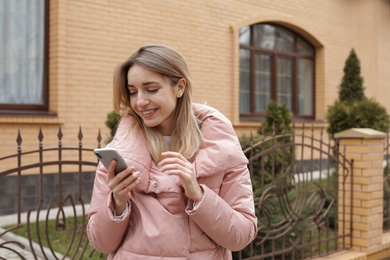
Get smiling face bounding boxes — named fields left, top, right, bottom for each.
left=127, top=64, right=185, bottom=136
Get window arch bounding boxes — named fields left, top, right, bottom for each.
left=239, top=23, right=315, bottom=120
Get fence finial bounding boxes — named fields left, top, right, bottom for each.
left=38, top=127, right=44, bottom=143
left=17, top=129, right=22, bottom=147
left=57, top=126, right=63, bottom=141
left=97, top=129, right=102, bottom=147
left=78, top=126, right=83, bottom=141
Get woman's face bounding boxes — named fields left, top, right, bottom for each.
left=127, top=64, right=184, bottom=136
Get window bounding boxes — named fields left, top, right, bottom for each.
left=239, top=23, right=315, bottom=119
left=0, top=0, right=49, bottom=113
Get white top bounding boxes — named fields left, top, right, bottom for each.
left=161, top=136, right=176, bottom=181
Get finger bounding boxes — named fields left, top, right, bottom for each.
left=160, top=163, right=188, bottom=174
left=122, top=171, right=140, bottom=187
left=166, top=169, right=185, bottom=177
left=107, top=160, right=117, bottom=180
left=115, top=172, right=141, bottom=195
left=108, top=165, right=135, bottom=191
left=161, top=151, right=185, bottom=160
left=112, top=168, right=138, bottom=192
left=116, top=166, right=136, bottom=182
left=125, top=174, right=141, bottom=191
left=159, top=157, right=185, bottom=168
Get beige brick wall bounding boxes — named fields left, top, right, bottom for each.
left=334, top=130, right=387, bottom=257
left=1, top=0, right=389, bottom=170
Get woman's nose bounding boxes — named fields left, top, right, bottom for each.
left=137, top=92, right=150, bottom=107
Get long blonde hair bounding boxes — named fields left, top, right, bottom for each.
left=113, top=44, right=201, bottom=162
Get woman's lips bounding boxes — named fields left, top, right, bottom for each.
left=140, top=108, right=157, bottom=118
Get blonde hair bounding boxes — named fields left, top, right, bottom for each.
left=113, top=44, right=201, bottom=162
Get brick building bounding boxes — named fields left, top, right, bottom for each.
left=1, top=0, right=390, bottom=168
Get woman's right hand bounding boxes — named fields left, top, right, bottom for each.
left=106, top=160, right=141, bottom=214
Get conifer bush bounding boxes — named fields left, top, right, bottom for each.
left=326, top=49, right=390, bottom=137
left=239, top=101, right=293, bottom=194
left=338, top=49, right=365, bottom=103
left=105, top=111, right=121, bottom=143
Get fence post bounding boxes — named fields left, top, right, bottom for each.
left=334, top=128, right=386, bottom=255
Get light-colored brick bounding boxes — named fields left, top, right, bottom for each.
left=0, top=0, right=389, bottom=164
left=1, top=2, right=390, bottom=258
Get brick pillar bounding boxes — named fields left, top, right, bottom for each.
left=335, top=128, right=386, bottom=254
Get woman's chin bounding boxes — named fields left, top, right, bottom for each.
left=142, top=120, right=159, bottom=129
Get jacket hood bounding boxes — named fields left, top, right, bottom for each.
left=192, top=103, right=248, bottom=178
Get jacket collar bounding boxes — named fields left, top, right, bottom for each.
left=113, top=103, right=248, bottom=191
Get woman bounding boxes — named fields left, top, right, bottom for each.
left=87, top=44, right=257, bottom=259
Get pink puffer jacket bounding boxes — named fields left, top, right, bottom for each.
left=87, top=103, right=257, bottom=259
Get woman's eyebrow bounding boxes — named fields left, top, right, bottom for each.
left=128, top=81, right=160, bottom=88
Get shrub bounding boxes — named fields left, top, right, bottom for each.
left=240, top=101, right=294, bottom=195
left=338, top=49, right=365, bottom=103
left=326, top=49, right=390, bottom=137
left=259, top=100, right=292, bottom=136
left=327, top=98, right=390, bottom=136
left=105, top=111, right=121, bottom=144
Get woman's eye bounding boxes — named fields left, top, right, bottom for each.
left=148, top=89, right=158, bottom=93
left=129, top=91, right=137, bottom=96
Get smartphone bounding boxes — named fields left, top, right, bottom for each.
left=94, top=148, right=128, bottom=175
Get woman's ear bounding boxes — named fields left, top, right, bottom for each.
left=177, top=78, right=186, bottom=98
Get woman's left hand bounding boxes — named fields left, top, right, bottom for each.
left=159, top=151, right=203, bottom=202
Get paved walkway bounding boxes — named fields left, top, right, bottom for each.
left=0, top=237, right=41, bottom=260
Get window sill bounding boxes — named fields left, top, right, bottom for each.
left=0, top=110, right=62, bottom=125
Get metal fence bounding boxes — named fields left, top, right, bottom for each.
left=234, top=125, right=353, bottom=260
left=0, top=127, right=104, bottom=259
left=0, top=126, right=354, bottom=259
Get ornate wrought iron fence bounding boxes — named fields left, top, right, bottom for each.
left=0, top=126, right=353, bottom=259
left=0, top=127, right=104, bottom=259
left=234, top=125, right=353, bottom=260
